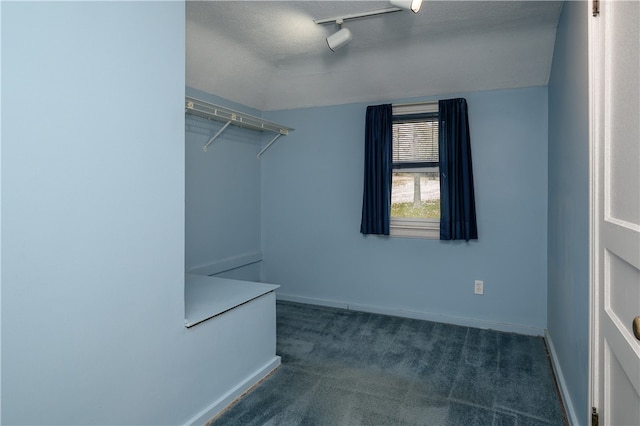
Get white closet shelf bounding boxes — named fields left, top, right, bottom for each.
left=185, top=96, right=294, bottom=157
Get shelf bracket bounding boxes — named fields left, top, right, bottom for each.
left=203, top=120, right=232, bottom=152
left=257, top=133, right=283, bottom=158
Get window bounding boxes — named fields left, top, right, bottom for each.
left=390, top=102, right=439, bottom=238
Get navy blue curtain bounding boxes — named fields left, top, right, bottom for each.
left=438, top=98, right=478, bottom=241
left=360, top=104, right=393, bottom=235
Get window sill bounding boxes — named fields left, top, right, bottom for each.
left=390, top=218, right=439, bottom=239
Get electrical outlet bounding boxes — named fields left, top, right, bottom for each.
left=474, top=280, right=484, bottom=295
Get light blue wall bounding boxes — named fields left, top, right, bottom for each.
left=2, top=3, right=274, bottom=424
left=262, top=87, right=549, bottom=333
left=185, top=87, right=263, bottom=281
left=547, top=1, right=590, bottom=425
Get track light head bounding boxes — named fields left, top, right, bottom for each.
left=326, top=26, right=352, bottom=52
left=390, top=0, right=422, bottom=13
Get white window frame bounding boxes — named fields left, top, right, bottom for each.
left=389, top=101, right=440, bottom=239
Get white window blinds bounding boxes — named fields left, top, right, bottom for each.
left=392, top=116, right=439, bottom=164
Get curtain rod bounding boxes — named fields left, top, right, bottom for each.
left=392, top=100, right=438, bottom=107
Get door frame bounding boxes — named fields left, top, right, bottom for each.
left=588, top=0, right=640, bottom=423
left=588, top=0, right=600, bottom=420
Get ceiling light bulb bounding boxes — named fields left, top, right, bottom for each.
left=326, top=27, right=352, bottom=51
left=390, top=0, right=422, bottom=13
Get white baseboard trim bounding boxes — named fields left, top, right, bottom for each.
left=276, top=293, right=544, bottom=336
left=184, top=356, right=281, bottom=426
left=544, top=330, right=579, bottom=426
left=187, top=252, right=262, bottom=277
left=277, top=293, right=350, bottom=310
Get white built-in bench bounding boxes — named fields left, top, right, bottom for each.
left=183, top=274, right=280, bottom=425
left=184, top=274, right=279, bottom=328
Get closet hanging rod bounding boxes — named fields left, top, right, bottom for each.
left=185, top=96, right=292, bottom=136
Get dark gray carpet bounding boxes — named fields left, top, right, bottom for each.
left=212, top=301, right=567, bottom=426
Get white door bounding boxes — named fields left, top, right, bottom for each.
left=590, top=0, right=640, bottom=424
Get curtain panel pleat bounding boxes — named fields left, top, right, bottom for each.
left=360, top=104, right=393, bottom=235
left=438, top=98, right=478, bottom=241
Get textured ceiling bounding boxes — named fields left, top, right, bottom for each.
left=186, top=1, right=563, bottom=111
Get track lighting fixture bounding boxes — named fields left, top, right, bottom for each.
left=314, top=0, right=423, bottom=51
left=390, top=0, right=422, bottom=13
left=326, top=19, right=352, bottom=52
